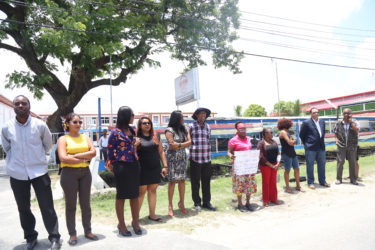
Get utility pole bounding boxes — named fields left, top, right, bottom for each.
left=272, top=58, right=281, bottom=116
left=110, top=55, right=113, bottom=126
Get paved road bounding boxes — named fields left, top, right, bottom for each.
left=1, top=172, right=375, bottom=250
left=0, top=176, right=227, bottom=250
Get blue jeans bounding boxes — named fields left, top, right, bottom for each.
left=282, top=154, right=299, bottom=171
left=305, top=150, right=326, bottom=185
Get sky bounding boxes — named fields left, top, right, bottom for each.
left=0, top=0, right=374, bottom=117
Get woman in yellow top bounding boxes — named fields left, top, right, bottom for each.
left=57, top=113, right=98, bottom=245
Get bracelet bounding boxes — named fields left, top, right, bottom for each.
left=179, top=143, right=181, bottom=148
left=163, top=167, right=168, bottom=169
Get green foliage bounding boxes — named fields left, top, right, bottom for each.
left=234, top=105, right=242, bottom=116
left=1, top=0, right=242, bottom=131
left=273, top=100, right=301, bottom=116
left=5, top=71, right=52, bottom=99
left=243, top=104, right=267, bottom=117
left=293, top=99, right=301, bottom=116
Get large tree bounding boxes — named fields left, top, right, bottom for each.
left=0, top=0, right=242, bottom=131
left=273, top=100, right=301, bottom=116
left=243, top=104, right=266, bottom=117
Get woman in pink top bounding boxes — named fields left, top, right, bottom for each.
left=227, top=122, right=257, bottom=212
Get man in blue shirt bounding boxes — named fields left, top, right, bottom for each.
left=1, top=95, right=61, bottom=250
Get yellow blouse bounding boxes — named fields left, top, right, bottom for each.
left=61, top=134, right=90, bottom=168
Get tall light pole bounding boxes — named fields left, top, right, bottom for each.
left=272, top=58, right=281, bottom=117
left=110, top=55, right=113, bottom=126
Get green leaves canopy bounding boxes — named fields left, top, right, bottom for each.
left=0, top=0, right=242, bottom=131
left=243, top=104, right=267, bottom=117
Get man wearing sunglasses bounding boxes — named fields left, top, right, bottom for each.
left=334, top=108, right=359, bottom=185
left=300, top=107, right=330, bottom=189
left=1, top=95, right=61, bottom=250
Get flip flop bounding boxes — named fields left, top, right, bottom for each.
left=296, top=187, right=305, bottom=192
left=148, top=216, right=163, bottom=222
left=285, top=188, right=293, bottom=194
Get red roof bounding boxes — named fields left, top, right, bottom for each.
left=301, top=90, right=375, bottom=111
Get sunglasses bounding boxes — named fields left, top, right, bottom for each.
left=71, top=120, right=83, bottom=125
left=142, top=122, right=151, bottom=125
left=312, top=112, right=319, bottom=114
left=343, top=112, right=351, bottom=115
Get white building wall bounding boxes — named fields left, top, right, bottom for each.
left=0, top=102, right=15, bottom=145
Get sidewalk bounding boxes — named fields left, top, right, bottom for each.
left=0, top=175, right=226, bottom=250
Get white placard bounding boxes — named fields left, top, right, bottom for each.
left=233, top=150, right=260, bottom=175
left=174, top=67, right=200, bottom=105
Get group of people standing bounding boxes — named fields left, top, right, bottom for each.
left=228, top=107, right=361, bottom=211
left=1, top=95, right=362, bottom=250
left=105, top=106, right=216, bottom=237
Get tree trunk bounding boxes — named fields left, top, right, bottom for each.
left=46, top=109, right=72, bottom=133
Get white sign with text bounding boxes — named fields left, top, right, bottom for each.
left=234, top=150, right=260, bottom=175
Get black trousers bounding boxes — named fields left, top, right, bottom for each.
left=189, top=160, right=212, bottom=206
left=10, top=173, right=60, bottom=243
left=100, top=147, right=108, bottom=161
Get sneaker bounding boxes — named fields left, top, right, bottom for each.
left=202, top=203, right=216, bottom=211
left=194, top=205, right=201, bottom=212
left=335, top=180, right=342, bottom=185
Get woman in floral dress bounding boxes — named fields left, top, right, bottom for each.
left=165, top=110, right=191, bottom=217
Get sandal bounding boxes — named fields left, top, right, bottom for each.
left=148, top=216, right=163, bottom=222
left=178, top=202, right=188, bottom=214
left=85, top=234, right=99, bottom=241
left=296, top=186, right=305, bottom=192
left=285, top=188, right=293, bottom=194
left=168, top=206, right=174, bottom=217
left=68, top=236, right=77, bottom=246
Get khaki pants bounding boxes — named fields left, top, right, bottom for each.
left=336, top=146, right=357, bottom=183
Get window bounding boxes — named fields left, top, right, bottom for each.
left=152, top=115, right=160, bottom=125
left=112, top=116, right=117, bottom=124
left=87, top=117, right=96, bottom=125
left=365, top=102, right=375, bottom=111
left=101, top=117, right=110, bottom=124
left=162, top=115, right=169, bottom=124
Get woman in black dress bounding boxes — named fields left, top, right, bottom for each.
left=107, top=106, right=142, bottom=236
left=136, top=117, right=168, bottom=222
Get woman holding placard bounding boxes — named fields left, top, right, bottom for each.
left=257, top=127, right=280, bottom=207
left=228, top=122, right=257, bottom=212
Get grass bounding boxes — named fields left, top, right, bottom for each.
left=295, top=141, right=375, bottom=155
left=47, top=144, right=375, bottom=234
left=51, top=153, right=373, bottom=234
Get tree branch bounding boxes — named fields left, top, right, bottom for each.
left=0, top=42, right=22, bottom=55
left=90, top=47, right=151, bottom=89
left=0, top=2, right=15, bottom=17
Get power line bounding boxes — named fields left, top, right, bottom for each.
left=239, top=25, right=375, bottom=45
left=239, top=37, right=375, bottom=61
left=1, top=17, right=375, bottom=71
left=239, top=10, right=375, bottom=33
left=239, top=18, right=375, bottom=38
left=239, top=25, right=375, bottom=51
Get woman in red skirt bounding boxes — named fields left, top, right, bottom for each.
left=257, top=128, right=280, bottom=207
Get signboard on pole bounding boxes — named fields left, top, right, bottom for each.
left=174, top=68, right=200, bottom=106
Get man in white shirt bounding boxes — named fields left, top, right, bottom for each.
left=1, top=95, right=61, bottom=250
left=299, top=108, right=330, bottom=189
left=98, top=129, right=109, bottom=161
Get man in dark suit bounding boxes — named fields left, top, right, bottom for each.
left=299, top=108, right=330, bottom=189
